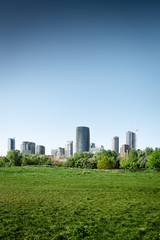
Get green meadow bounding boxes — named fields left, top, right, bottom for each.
left=0, top=167, right=160, bottom=239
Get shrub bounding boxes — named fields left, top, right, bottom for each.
left=147, top=149, right=160, bottom=169
left=88, top=160, right=97, bottom=169
left=0, top=157, right=9, bottom=167
left=21, top=154, right=32, bottom=166
left=97, top=156, right=114, bottom=169
left=6, top=150, right=22, bottom=166
left=65, top=158, right=75, bottom=167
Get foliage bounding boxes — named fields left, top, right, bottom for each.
left=6, top=150, right=22, bottom=166
left=93, top=150, right=117, bottom=162
left=40, top=155, right=51, bottom=165
left=145, top=147, right=154, bottom=158
left=147, top=148, right=160, bottom=169
left=137, top=150, right=147, bottom=168
left=0, top=157, right=9, bottom=167
left=120, top=150, right=149, bottom=170
left=97, top=156, right=114, bottom=169
left=65, top=152, right=93, bottom=168
left=128, top=150, right=138, bottom=169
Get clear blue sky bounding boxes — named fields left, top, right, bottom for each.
left=0, top=0, right=160, bottom=155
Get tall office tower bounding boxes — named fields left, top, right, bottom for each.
left=65, top=141, right=73, bottom=158
left=120, top=144, right=130, bottom=154
left=126, top=131, right=136, bottom=150
left=111, top=136, right=119, bottom=155
left=21, top=141, right=35, bottom=154
left=36, top=145, right=45, bottom=155
left=76, top=126, right=90, bottom=153
left=8, top=138, right=15, bottom=152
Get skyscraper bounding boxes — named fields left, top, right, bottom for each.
left=36, top=145, right=45, bottom=155
left=76, top=126, right=90, bottom=153
left=126, top=131, right=136, bottom=150
left=8, top=138, right=15, bottom=152
left=65, top=141, right=73, bottom=158
left=21, top=141, right=35, bottom=154
left=111, top=136, right=119, bottom=155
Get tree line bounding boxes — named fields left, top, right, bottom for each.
left=0, top=147, right=160, bottom=170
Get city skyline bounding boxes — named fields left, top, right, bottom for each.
left=0, top=0, right=160, bottom=155
left=5, top=128, right=145, bottom=156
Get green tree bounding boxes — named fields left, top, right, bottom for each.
left=93, top=150, right=117, bottom=162
left=21, top=154, right=32, bottom=166
left=6, top=150, right=22, bottom=166
left=119, top=153, right=130, bottom=169
left=129, top=150, right=138, bottom=169
left=147, top=148, right=160, bottom=169
left=0, top=157, right=9, bottom=167
left=137, top=150, right=147, bottom=168
left=30, top=155, right=40, bottom=165
left=97, top=156, right=114, bottom=169
left=40, top=155, right=51, bottom=165
left=93, top=151, right=102, bottom=161
left=145, top=147, right=154, bottom=157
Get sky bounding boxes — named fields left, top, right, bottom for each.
left=0, top=0, right=160, bottom=155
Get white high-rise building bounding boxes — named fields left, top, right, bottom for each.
left=8, top=138, right=15, bottom=153
left=65, top=141, right=73, bottom=158
left=126, top=131, right=136, bottom=150
left=111, top=136, right=119, bottom=155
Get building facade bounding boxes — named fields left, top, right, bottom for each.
left=65, top=141, right=73, bottom=158
left=8, top=138, right=15, bottom=152
left=51, top=149, right=58, bottom=157
left=76, top=126, right=90, bottom=153
left=90, top=142, right=96, bottom=149
left=36, top=145, right=45, bottom=155
left=111, top=136, right=119, bottom=155
left=120, top=144, right=130, bottom=154
left=57, top=147, right=65, bottom=157
left=90, top=145, right=104, bottom=154
left=126, top=131, right=136, bottom=150
left=21, top=141, right=35, bottom=154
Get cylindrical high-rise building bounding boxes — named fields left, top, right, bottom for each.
left=111, top=136, right=119, bottom=155
left=76, top=126, right=90, bottom=153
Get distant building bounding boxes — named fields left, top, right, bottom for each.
left=21, top=141, right=35, bottom=154
left=90, top=142, right=96, bottom=149
left=8, top=138, right=15, bottom=153
left=57, top=147, right=65, bottom=157
left=126, top=131, right=136, bottom=150
left=51, top=149, right=58, bottom=157
left=76, top=126, right=90, bottom=153
left=65, top=141, right=73, bottom=158
left=90, top=145, right=104, bottom=154
left=36, top=145, right=45, bottom=155
left=111, top=136, right=119, bottom=155
left=120, top=144, right=130, bottom=154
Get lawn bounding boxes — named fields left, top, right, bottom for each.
left=0, top=167, right=160, bottom=239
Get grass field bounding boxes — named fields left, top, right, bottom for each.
left=0, top=167, right=160, bottom=239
